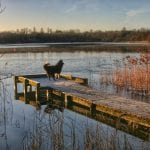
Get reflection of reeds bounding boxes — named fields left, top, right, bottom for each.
left=21, top=109, right=134, bottom=150
left=112, top=53, right=150, bottom=96
left=0, top=77, right=147, bottom=150
left=0, top=63, right=13, bottom=149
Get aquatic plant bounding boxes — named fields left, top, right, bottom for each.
left=112, top=53, right=150, bottom=96
left=21, top=109, right=134, bottom=150
left=0, top=54, right=14, bottom=150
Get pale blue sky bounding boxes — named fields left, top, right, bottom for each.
left=0, top=0, right=150, bottom=31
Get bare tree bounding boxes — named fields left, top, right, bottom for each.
left=0, top=0, right=5, bottom=13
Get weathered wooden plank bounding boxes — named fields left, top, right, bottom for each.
left=60, top=74, right=88, bottom=85
left=23, top=73, right=47, bottom=78
left=14, top=76, right=18, bottom=99
left=28, top=79, right=40, bottom=86
left=67, top=103, right=149, bottom=140
left=18, top=76, right=26, bottom=82
left=60, top=74, right=72, bottom=80
left=14, top=74, right=150, bottom=141
left=24, top=79, right=29, bottom=104
left=25, top=76, right=150, bottom=122
left=35, top=82, right=40, bottom=105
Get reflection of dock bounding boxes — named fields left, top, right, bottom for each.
left=14, top=74, right=150, bottom=141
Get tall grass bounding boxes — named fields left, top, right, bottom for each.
left=112, top=53, right=150, bottom=96
left=0, top=55, right=14, bottom=150
left=20, top=107, right=135, bottom=150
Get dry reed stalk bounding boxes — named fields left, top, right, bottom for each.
left=112, top=53, right=150, bottom=96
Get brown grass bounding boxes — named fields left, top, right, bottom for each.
left=112, top=53, right=150, bottom=96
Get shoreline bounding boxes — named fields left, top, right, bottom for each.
left=0, top=43, right=150, bottom=53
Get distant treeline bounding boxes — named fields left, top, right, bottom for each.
left=0, top=27, right=150, bottom=43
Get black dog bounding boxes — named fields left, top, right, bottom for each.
left=43, top=60, right=64, bottom=80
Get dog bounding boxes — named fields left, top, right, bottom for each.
left=43, top=60, right=64, bottom=80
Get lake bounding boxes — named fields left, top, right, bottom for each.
left=0, top=45, right=150, bottom=149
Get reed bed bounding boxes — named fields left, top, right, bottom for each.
left=112, top=53, right=150, bottom=96
left=21, top=108, right=136, bottom=150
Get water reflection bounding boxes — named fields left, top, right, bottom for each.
left=18, top=91, right=149, bottom=142
left=0, top=77, right=150, bottom=150
left=14, top=91, right=150, bottom=150
left=1, top=50, right=150, bottom=103
left=0, top=47, right=150, bottom=149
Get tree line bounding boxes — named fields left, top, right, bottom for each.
left=0, top=27, right=150, bottom=43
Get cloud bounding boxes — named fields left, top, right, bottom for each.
left=64, top=0, right=99, bottom=14
left=65, top=5, right=77, bottom=13
left=126, top=8, right=150, bottom=17
left=121, top=7, right=150, bottom=29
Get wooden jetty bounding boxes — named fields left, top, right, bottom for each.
left=14, top=73, right=150, bottom=141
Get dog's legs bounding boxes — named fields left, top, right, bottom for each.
left=55, top=74, right=59, bottom=79
left=57, top=74, right=60, bottom=79
left=47, top=73, right=51, bottom=80
left=54, top=74, right=57, bottom=79
left=52, top=73, right=56, bottom=80
left=55, top=74, right=60, bottom=79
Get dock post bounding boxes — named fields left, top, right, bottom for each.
left=64, top=94, right=68, bottom=107
left=24, top=79, right=29, bottom=104
left=14, top=76, right=18, bottom=99
left=46, top=90, right=49, bottom=101
left=90, top=103, right=96, bottom=117
left=46, top=90, right=51, bottom=101
left=27, top=84, right=32, bottom=100
left=84, top=78, right=88, bottom=86
left=29, top=85, right=32, bottom=93
left=35, top=83, right=40, bottom=106
left=66, top=95, right=73, bottom=109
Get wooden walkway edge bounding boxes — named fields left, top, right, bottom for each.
left=14, top=73, right=150, bottom=141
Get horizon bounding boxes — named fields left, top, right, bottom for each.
left=0, top=26, right=150, bottom=33
left=0, top=0, right=150, bottom=32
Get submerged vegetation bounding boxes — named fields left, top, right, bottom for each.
left=0, top=27, right=150, bottom=43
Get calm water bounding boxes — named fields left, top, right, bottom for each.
left=0, top=49, right=150, bottom=149
left=0, top=42, right=150, bottom=48
left=1, top=50, right=149, bottom=102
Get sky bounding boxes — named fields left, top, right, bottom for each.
left=0, top=0, right=150, bottom=31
